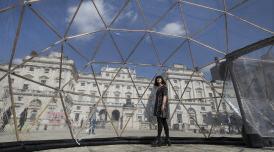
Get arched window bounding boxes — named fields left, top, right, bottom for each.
left=39, top=76, right=49, bottom=84
left=30, top=99, right=42, bottom=108
left=23, top=74, right=34, bottom=79
left=188, top=108, right=196, bottom=125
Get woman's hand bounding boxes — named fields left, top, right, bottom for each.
left=161, top=105, right=165, bottom=111
left=161, top=95, right=167, bottom=111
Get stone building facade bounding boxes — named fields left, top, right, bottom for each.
left=0, top=52, right=231, bottom=132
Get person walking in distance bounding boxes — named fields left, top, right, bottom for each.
left=0, top=106, right=12, bottom=132
left=18, top=107, right=28, bottom=131
left=89, top=104, right=97, bottom=135
left=152, top=75, right=171, bottom=146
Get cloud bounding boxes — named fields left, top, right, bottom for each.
left=124, top=10, right=138, bottom=23
left=67, top=1, right=139, bottom=35
left=160, top=22, right=186, bottom=36
left=67, top=0, right=112, bottom=34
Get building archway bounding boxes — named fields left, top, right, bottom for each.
left=99, top=109, right=107, bottom=121
left=30, top=109, right=37, bottom=121
left=29, top=99, right=42, bottom=121
left=111, top=110, right=120, bottom=121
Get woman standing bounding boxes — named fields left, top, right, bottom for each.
left=152, top=75, right=171, bottom=146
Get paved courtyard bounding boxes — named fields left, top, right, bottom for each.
left=0, top=128, right=240, bottom=142
left=0, top=128, right=273, bottom=152
left=37, top=144, right=274, bottom=152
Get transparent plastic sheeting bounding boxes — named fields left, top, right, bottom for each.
left=208, top=69, right=243, bottom=137
left=232, top=58, right=274, bottom=137
left=0, top=0, right=273, bottom=144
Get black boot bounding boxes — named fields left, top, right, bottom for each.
left=151, top=137, right=162, bottom=147
left=164, top=137, right=171, bottom=146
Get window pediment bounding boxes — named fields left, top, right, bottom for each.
left=24, top=74, right=34, bottom=79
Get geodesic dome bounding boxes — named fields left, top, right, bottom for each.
left=0, top=0, right=273, bottom=151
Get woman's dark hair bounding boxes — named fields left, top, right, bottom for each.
left=154, top=75, right=166, bottom=86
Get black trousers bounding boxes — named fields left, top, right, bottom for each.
left=157, top=117, right=169, bottom=138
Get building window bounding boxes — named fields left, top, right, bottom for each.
left=196, top=89, right=203, bottom=98
left=202, top=114, right=207, bottom=123
left=81, top=82, right=85, bottom=86
left=201, top=106, right=206, bottom=111
left=127, top=86, right=131, bottom=89
left=138, top=87, right=141, bottom=90
left=18, top=96, right=23, bottom=101
left=114, top=92, right=120, bottom=102
left=106, top=73, right=109, bottom=77
left=23, top=84, right=29, bottom=90
left=55, top=78, right=64, bottom=84
left=138, top=116, right=142, bottom=122
left=190, top=119, right=195, bottom=125
left=44, top=68, right=50, bottom=73
left=177, top=114, right=182, bottom=123
left=116, top=85, right=120, bottom=89
left=76, top=106, right=81, bottom=110
left=74, top=113, right=80, bottom=121
left=211, top=102, right=216, bottom=111
left=115, top=96, right=119, bottom=102
left=48, top=105, right=55, bottom=110
left=29, top=67, right=34, bottom=71
left=185, top=88, right=191, bottom=99
left=91, top=92, right=96, bottom=102
left=209, top=93, right=213, bottom=98
left=41, top=80, right=46, bottom=84
left=93, top=83, right=96, bottom=87
left=126, top=95, right=131, bottom=104
left=173, top=79, right=177, bottom=83
left=78, top=94, right=83, bottom=102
